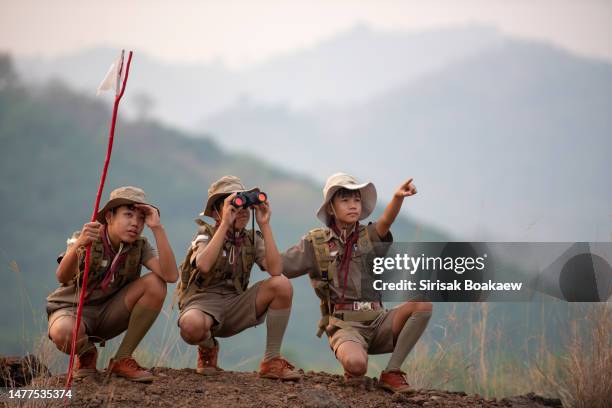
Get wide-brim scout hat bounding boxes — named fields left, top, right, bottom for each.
left=96, top=186, right=159, bottom=224
left=317, top=172, right=377, bottom=226
left=201, top=175, right=260, bottom=218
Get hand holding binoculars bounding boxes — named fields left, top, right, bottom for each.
left=231, top=190, right=267, bottom=209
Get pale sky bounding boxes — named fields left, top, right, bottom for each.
left=1, top=0, right=611, bottom=68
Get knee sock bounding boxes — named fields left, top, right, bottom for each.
left=114, top=303, right=160, bottom=360
left=263, top=308, right=291, bottom=362
left=385, top=311, right=432, bottom=372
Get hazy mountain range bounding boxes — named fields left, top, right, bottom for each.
left=15, top=24, right=503, bottom=127
left=14, top=24, right=611, bottom=242
left=203, top=40, right=612, bottom=241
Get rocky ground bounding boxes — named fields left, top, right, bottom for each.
left=2, top=368, right=563, bottom=407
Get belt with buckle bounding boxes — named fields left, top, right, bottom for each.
left=334, top=301, right=382, bottom=312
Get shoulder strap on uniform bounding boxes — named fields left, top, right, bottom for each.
left=123, top=237, right=144, bottom=273
left=177, top=220, right=213, bottom=292
left=194, top=219, right=215, bottom=237
left=307, top=228, right=331, bottom=280
left=357, top=224, right=373, bottom=253
left=174, top=219, right=215, bottom=309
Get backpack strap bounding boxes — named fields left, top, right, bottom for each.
left=307, top=228, right=336, bottom=337
left=174, top=219, right=216, bottom=308
left=357, top=224, right=372, bottom=253
left=117, top=237, right=144, bottom=284
left=72, top=238, right=105, bottom=288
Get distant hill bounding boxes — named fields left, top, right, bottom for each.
left=202, top=40, right=612, bottom=241
left=13, top=26, right=610, bottom=241
left=14, top=24, right=503, bottom=128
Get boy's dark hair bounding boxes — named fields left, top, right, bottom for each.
left=110, top=204, right=137, bottom=215
left=213, top=195, right=230, bottom=215
left=332, top=188, right=361, bottom=200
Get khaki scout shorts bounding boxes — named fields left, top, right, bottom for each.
left=47, top=283, right=132, bottom=343
left=327, top=307, right=398, bottom=355
left=177, top=281, right=265, bottom=338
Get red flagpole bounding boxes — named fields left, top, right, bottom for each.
left=65, top=50, right=134, bottom=391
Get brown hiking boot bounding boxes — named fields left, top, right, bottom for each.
left=259, top=357, right=301, bottom=381
left=379, top=370, right=413, bottom=393
left=107, top=357, right=155, bottom=382
left=74, top=347, right=98, bottom=378
left=196, top=339, right=222, bottom=376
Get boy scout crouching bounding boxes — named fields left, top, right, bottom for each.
left=177, top=176, right=301, bottom=380
left=282, top=173, right=432, bottom=393
left=46, top=186, right=179, bottom=382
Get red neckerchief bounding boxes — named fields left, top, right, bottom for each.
left=330, top=220, right=360, bottom=303
left=99, top=224, right=129, bottom=291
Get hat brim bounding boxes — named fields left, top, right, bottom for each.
left=96, top=198, right=159, bottom=224
left=201, top=186, right=261, bottom=218
left=316, top=182, right=377, bottom=226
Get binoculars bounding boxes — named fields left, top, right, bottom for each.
left=231, top=190, right=267, bottom=209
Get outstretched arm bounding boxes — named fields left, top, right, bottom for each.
left=281, top=236, right=317, bottom=279
left=376, top=178, right=417, bottom=238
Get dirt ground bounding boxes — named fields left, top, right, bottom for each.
left=3, top=368, right=563, bottom=407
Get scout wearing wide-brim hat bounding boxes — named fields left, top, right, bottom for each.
left=177, top=175, right=301, bottom=380
left=48, top=184, right=171, bottom=382
left=283, top=172, right=430, bottom=393
left=201, top=175, right=261, bottom=218
left=316, top=172, right=377, bottom=226
left=95, top=186, right=159, bottom=224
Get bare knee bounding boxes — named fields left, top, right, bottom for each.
left=144, top=273, right=167, bottom=302
left=50, top=325, right=72, bottom=350
left=268, top=275, right=292, bottom=298
left=180, top=321, right=206, bottom=345
left=343, top=353, right=368, bottom=376
left=337, top=342, right=368, bottom=376
left=49, top=319, right=85, bottom=352
left=179, top=312, right=212, bottom=344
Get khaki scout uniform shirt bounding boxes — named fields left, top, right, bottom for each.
left=46, top=230, right=157, bottom=315
left=189, top=229, right=267, bottom=294
left=281, top=222, right=393, bottom=304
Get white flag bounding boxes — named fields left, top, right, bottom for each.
left=96, top=50, right=125, bottom=96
